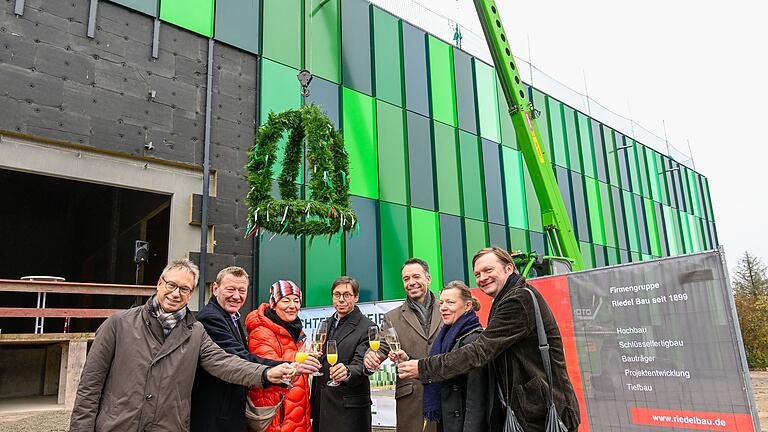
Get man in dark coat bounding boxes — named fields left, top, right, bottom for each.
left=398, top=247, right=581, bottom=432
left=310, top=276, right=375, bottom=432
left=190, top=267, right=317, bottom=432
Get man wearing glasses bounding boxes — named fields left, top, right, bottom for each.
left=69, top=260, right=296, bottom=432
left=310, top=276, right=376, bottom=432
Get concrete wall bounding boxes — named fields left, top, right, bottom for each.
left=0, top=346, right=46, bottom=398
left=0, top=0, right=260, bottom=296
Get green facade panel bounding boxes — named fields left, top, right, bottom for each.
left=427, top=36, right=457, bottom=127
left=702, top=177, right=715, bottom=222
left=585, top=177, right=605, bottom=245
left=663, top=205, right=679, bottom=256
left=497, top=77, right=517, bottom=149
left=577, top=113, right=595, bottom=178
left=372, top=7, right=403, bottom=106
left=531, top=88, right=552, bottom=155
left=603, top=127, right=620, bottom=188
left=523, top=158, right=543, bottom=233
left=346, top=197, right=380, bottom=302
left=645, top=147, right=662, bottom=202
left=433, top=122, right=461, bottom=216
left=580, top=241, right=595, bottom=269
left=458, top=131, right=486, bottom=221
left=376, top=101, right=408, bottom=205
left=341, top=0, right=372, bottom=94
left=599, top=181, right=617, bottom=249
left=464, top=218, right=488, bottom=280
left=440, top=214, right=467, bottom=283
left=687, top=169, right=702, bottom=217
left=474, top=60, right=501, bottom=143
left=342, top=88, right=379, bottom=199
left=502, top=147, right=527, bottom=229
left=260, top=59, right=303, bottom=182
left=380, top=202, right=410, bottom=300
left=160, top=0, right=213, bottom=37
left=636, top=143, right=651, bottom=199
left=410, top=208, right=443, bottom=294
left=627, top=141, right=642, bottom=195
left=305, top=233, right=344, bottom=307
left=565, top=107, right=581, bottom=173
left=263, top=0, right=303, bottom=69
left=306, top=0, right=340, bottom=83
left=681, top=210, right=693, bottom=253
left=508, top=227, right=529, bottom=252
left=547, top=98, right=569, bottom=168
left=215, top=0, right=260, bottom=54
left=644, top=197, right=661, bottom=256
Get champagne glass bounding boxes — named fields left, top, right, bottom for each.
left=366, top=325, right=380, bottom=372
left=326, top=340, right=340, bottom=387
left=311, top=320, right=328, bottom=377
left=382, top=321, right=402, bottom=365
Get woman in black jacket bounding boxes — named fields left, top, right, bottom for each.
left=392, top=280, right=489, bottom=432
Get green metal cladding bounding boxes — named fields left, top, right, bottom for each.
left=114, top=0, right=718, bottom=306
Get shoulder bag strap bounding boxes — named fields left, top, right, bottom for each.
left=522, top=287, right=556, bottom=407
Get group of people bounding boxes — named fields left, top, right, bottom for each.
left=69, top=246, right=581, bottom=432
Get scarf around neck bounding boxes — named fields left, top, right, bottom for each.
left=407, top=290, right=434, bottom=334
left=148, top=295, right=187, bottom=337
left=422, top=310, right=482, bottom=422
left=265, top=306, right=304, bottom=343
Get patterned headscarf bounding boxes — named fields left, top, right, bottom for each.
left=269, top=280, right=302, bottom=308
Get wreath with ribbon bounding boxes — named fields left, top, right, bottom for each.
left=244, top=104, right=358, bottom=239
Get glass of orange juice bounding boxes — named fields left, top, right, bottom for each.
left=295, top=340, right=310, bottom=365
left=326, top=340, right=340, bottom=387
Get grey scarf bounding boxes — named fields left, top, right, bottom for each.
left=407, top=290, right=434, bottom=334
left=148, top=295, right=187, bottom=337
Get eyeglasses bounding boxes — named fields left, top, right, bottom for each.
left=162, top=277, right=193, bottom=296
left=332, top=292, right=355, bottom=300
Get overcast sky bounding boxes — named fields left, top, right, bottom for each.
left=392, top=0, right=768, bottom=271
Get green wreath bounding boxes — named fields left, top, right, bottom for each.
left=244, top=104, right=358, bottom=239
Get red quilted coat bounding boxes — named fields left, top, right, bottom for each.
left=245, top=303, right=311, bottom=432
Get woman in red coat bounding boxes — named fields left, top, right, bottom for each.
left=246, top=280, right=317, bottom=432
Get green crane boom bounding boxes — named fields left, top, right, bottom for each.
left=473, top=0, right=584, bottom=271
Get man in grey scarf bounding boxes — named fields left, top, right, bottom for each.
left=70, top=259, right=296, bottom=432
left=364, top=258, right=441, bottom=432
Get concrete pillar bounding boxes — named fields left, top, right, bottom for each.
left=58, top=340, right=87, bottom=409
left=44, top=344, right=61, bottom=396
left=57, top=342, right=68, bottom=405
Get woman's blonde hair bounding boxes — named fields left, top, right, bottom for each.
left=441, top=280, right=481, bottom=312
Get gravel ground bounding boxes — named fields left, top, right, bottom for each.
left=0, top=410, right=70, bottom=432
left=2, top=373, right=767, bottom=431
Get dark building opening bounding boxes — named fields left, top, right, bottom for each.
left=0, top=169, right=171, bottom=333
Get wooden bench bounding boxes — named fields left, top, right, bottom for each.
left=0, top=279, right=156, bottom=408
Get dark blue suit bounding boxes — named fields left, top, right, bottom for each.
left=191, top=297, right=281, bottom=432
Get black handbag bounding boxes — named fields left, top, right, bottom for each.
left=493, top=287, right=570, bottom=432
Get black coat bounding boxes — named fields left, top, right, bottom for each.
left=419, top=275, right=581, bottom=432
left=310, top=306, right=374, bottom=432
left=438, top=328, right=489, bottom=432
left=191, top=297, right=282, bottom=432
